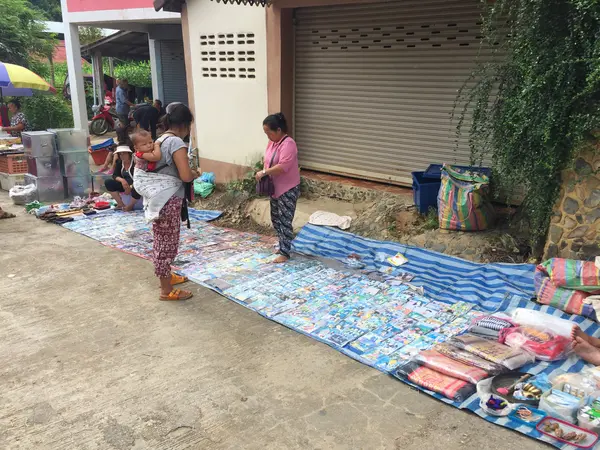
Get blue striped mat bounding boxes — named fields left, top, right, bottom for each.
left=291, top=225, right=596, bottom=449
left=292, top=224, right=536, bottom=311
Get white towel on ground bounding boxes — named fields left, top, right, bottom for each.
left=308, top=211, right=352, bottom=230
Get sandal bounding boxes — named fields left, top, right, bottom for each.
left=159, top=289, right=193, bottom=301
left=171, top=273, right=188, bottom=285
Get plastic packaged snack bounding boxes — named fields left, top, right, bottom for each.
left=434, top=343, right=507, bottom=374
left=413, top=349, right=489, bottom=384
left=539, top=385, right=586, bottom=423
left=449, top=333, right=535, bottom=370
left=396, top=361, right=476, bottom=402
left=550, top=368, right=600, bottom=395
left=511, top=308, right=574, bottom=337
left=500, top=326, right=572, bottom=361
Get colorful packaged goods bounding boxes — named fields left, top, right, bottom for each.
left=449, top=333, right=535, bottom=370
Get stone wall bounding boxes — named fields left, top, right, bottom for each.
left=544, top=148, right=600, bottom=260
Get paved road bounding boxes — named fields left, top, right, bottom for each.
left=0, top=194, right=546, bottom=449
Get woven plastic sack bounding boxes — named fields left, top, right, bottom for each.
left=437, top=164, right=495, bottom=231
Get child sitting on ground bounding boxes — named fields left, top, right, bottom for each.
left=572, top=326, right=600, bottom=365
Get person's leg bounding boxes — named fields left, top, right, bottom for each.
left=123, top=187, right=141, bottom=212
left=573, top=336, right=600, bottom=365
left=572, top=325, right=600, bottom=348
left=270, top=196, right=282, bottom=248
left=104, top=179, right=125, bottom=208
left=99, top=151, right=114, bottom=173
left=274, top=186, right=300, bottom=263
left=152, top=196, right=190, bottom=300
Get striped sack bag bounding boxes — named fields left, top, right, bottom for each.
left=437, top=164, right=495, bottom=231
left=534, top=258, right=600, bottom=319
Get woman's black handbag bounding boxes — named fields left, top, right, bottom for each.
left=256, top=136, right=288, bottom=197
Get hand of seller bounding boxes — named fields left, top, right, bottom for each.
left=118, top=177, right=132, bottom=195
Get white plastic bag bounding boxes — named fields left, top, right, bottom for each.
left=512, top=308, right=574, bottom=337
left=9, top=183, right=37, bottom=205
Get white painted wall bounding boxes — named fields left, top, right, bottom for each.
left=186, top=0, right=268, bottom=167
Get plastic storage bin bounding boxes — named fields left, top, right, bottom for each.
left=27, top=156, right=61, bottom=178
left=63, top=175, right=93, bottom=197
left=0, top=172, right=25, bottom=191
left=60, top=151, right=90, bottom=177
left=412, top=171, right=442, bottom=215
left=25, top=173, right=66, bottom=202
left=49, top=128, right=89, bottom=153
left=92, top=173, right=112, bottom=193
left=21, top=131, right=57, bottom=158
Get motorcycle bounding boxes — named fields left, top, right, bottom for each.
left=89, top=97, right=129, bottom=136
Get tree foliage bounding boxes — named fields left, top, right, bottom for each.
left=79, top=27, right=105, bottom=46
left=30, top=0, right=61, bottom=21
left=0, top=0, right=55, bottom=67
left=113, top=60, right=152, bottom=88
left=456, top=0, right=600, bottom=252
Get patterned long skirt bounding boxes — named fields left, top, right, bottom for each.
left=270, top=185, right=300, bottom=258
left=152, top=196, right=183, bottom=278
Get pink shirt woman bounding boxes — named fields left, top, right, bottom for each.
left=256, top=113, right=301, bottom=263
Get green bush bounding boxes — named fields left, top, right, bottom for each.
left=114, top=61, right=152, bottom=88
left=20, top=94, right=74, bottom=130
left=225, top=160, right=264, bottom=195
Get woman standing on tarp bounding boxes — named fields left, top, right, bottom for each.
left=255, top=113, right=301, bottom=263
left=134, top=103, right=200, bottom=301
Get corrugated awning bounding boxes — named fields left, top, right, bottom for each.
left=154, top=0, right=270, bottom=12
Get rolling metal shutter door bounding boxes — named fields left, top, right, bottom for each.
left=159, top=41, right=189, bottom=105
left=294, top=0, right=496, bottom=185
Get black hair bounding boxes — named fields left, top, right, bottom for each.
left=164, top=103, right=194, bottom=130
left=8, top=99, right=21, bottom=109
left=154, top=99, right=162, bottom=108
left=263, top=112, right=288, bottom=133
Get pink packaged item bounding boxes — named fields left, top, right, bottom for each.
left=500, top=326, right=572, bottom=362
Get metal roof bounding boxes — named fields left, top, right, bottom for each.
left=154, top=0, right=270, bottom=12
left=81, top=31, right=149, bottom=60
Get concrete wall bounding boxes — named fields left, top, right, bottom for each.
left=545, top=147, right=600, bottom=260
left=186, top=0, right=269, bottom=182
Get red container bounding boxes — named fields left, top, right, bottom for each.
left=0, top=152, right=28, bottom=174
left=89, top=148, right=110, bottom=166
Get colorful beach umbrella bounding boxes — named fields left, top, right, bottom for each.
left=0, top=62, right=56, bottom=97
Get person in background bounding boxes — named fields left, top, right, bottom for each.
left=133, top=100, right=163, bottom=140
left=104, top=145, right=141, bottom=212
left=115, top=79, right=134, bottom=141
left=255, top=112, right=301, bottom=263
left=0, top=99, right=31, bottom=138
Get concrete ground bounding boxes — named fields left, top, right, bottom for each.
left=0, top=194, right=546, bottom=450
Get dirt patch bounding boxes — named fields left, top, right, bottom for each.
left=194, top=185, right=532, bottom=264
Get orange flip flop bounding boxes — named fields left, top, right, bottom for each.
left=171, top=273, right=188, bottom=285
left=159, top=289, right=193, bottom=301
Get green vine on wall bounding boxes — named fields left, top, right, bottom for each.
left=455, top=0, right=600, bottom=253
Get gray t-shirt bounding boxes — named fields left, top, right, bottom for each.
left=157, top=135, right=187, bottom=198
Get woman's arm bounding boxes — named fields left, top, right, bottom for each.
left=257, top=141, right=297, bottom=179
left=172, top=148, right=199, bottom=182
left=2, top=122, right=25, bottom=133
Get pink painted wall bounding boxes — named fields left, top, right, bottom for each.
left=66, top=0, right=153, bottom=12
